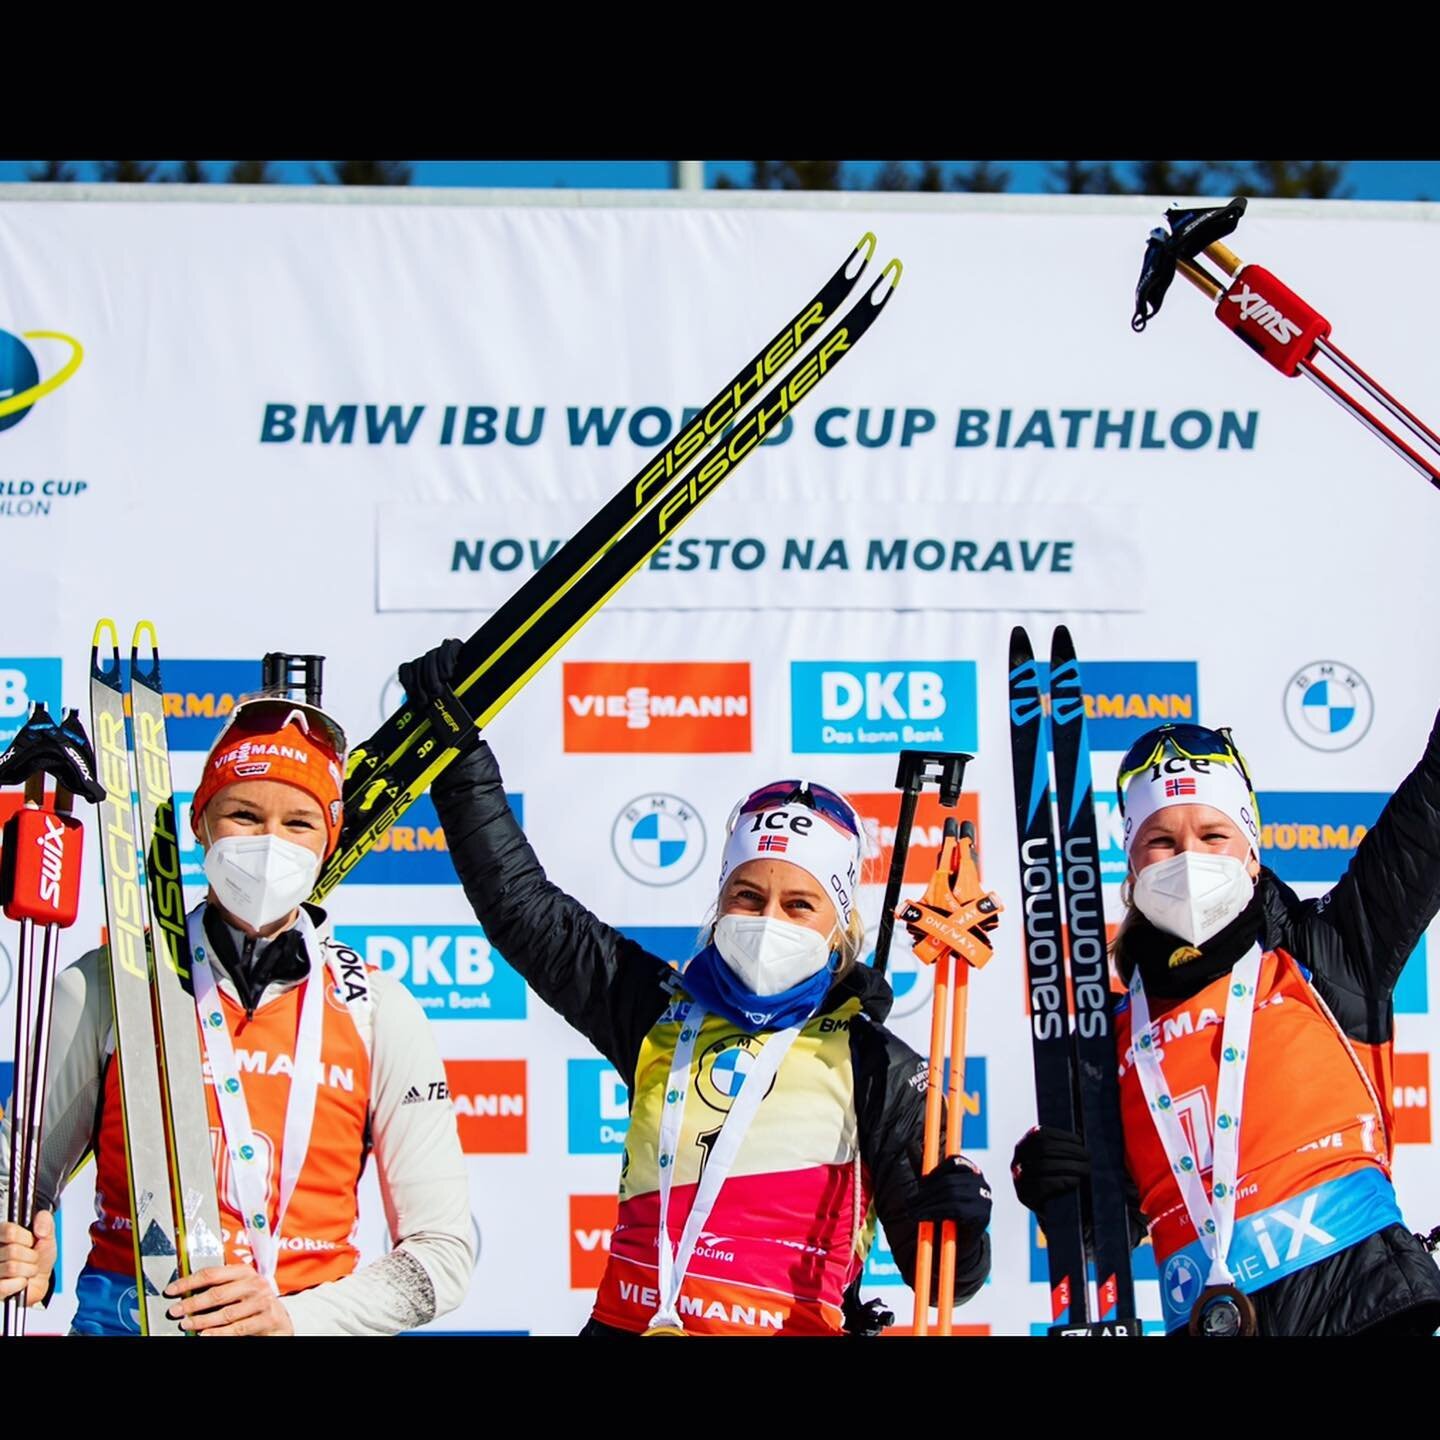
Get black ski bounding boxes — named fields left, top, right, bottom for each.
left=1008, top=626, right=1090, bottom=1332
left=1048, top=625, right=1141, bottom=1333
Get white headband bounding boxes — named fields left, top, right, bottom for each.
left=1121, top=754, right=1260, bottom=860
left=719, top=803, right=861, bottom=927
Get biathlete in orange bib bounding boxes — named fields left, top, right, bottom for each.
left=0, top=683, right=475, bottom=1334
left=1010, top=720, right=1440, bottom=1336
left=403, top=639, right=994, bottom=1336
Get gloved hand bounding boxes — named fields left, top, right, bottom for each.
left=909, top=1154, right=992, bottom=1243
left=1009, top=1125, right=1091, bottom=1215
left=399, top=637, right=465, bottom=710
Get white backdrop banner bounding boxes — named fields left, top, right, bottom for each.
left=0, top=190, right=1437, bottom=1337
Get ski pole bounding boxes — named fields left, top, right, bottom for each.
left=872, top=750, right=970, bottom=978
left=897, top=819, right=1002, bottom=1334
left=1132, top=196, right=1440, bottom=490
left=0, top=704, right=99, bottom=1335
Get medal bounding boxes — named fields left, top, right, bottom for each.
left=1187, top=1283, right=1258, bottom=1337
left=641, top=1323, right=689, bottom=1337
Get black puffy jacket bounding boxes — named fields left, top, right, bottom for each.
left=1129, top=709, right=1440, bottom=1336
left=430, top=739, right=989, bottom=1327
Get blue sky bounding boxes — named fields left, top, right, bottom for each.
left=2, top=160, right=1438, bottom=199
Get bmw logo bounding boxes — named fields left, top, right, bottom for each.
left=1164, top=1254, right=1204, bottom=1309
left=1284, top=661, right=1374, bottom=752
left=611, top=794, right=706, bottom=887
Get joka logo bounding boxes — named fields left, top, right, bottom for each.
left=612, top=793, right=706, bottom=887
left=348, top=793, right=524, bottom=885
left=790, top=661, right=978, bottom=754
left=1052, top=660, right=1201, bottom=751
left=851, top=791, right=982, bottom=888
left=1029, top=1213, right=1158, bottom=1283
left=570, top=1194, right=618, bottom=1289
left=568, top=1059, right=630, bottom=1154
left=1396, top=934, right=1428, bottom=1016
left=334, top=925, right=526, bottom=1019
left=563, top=662, right=751, bottom=753
left=617, top=926, right=698, bottom=968
left=1257, top=792, right=1388, bottom=883
left=0, top=328, right=83, bottom=434
left=444, top=1060, right=527, bottom=1154
left=1394, top=1053, right=1431, bottom=1144
left=1284, top=662, right=1374, bottom=753
left=0, top=659, right=62, bottom=749
left=115, top=659, right=261, bottom=751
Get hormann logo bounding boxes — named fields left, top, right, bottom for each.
left=1226, top=284, right=1303, bottom=345
left=563, top=663, right=751, bottom=754
left=1395, top=1054, right=1430, bottom=1144
left=1256, top=792, right=1388, bottom=883
left=348, top=793, right=524, bottom=885
left=1043, top=660, right=1201, bottom=751
left=116, top=659, right=261, bottom=752
left=1396, top=934, right=1428, bottom=1016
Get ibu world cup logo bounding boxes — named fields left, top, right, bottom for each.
left=0, top=329, right=83, bottom=433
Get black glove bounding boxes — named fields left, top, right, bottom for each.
left=399, top=637, right=465, bottom=710
left=909, top=1154, right=992, bottom=1242
left=1010, top=1125, right=1091, bottom=1215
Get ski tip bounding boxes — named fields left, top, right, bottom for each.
left=1050, top=624, right=1076, bottom=665
left=90, top=617, right=118, bottom=653
left=848, top=232, right=878, bottom=277
left=1009, top=626, right=1033, bottom=666
left=873, top=258, right=903, bottom=299
left=131, top=619, right=158, bottom=662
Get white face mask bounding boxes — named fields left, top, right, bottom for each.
left=713, top=914, right=836, bottom=996
left=1131, top=851, right=1255, bottom=946
left=203, top=832, right=321, bottom=932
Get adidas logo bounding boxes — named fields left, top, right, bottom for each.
left=402, top=1081, right=451, bottom=1105
left=403, top=1086, right=425, bottom=1106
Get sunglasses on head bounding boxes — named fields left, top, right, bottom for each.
left=727, top=779, right=862, bottom=840
left=1116, top=723, right=1256, bottom=816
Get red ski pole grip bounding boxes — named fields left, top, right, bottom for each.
left=1, top=807, right=85, bottom=926
left=1215, top=264, right=1331, bottom=377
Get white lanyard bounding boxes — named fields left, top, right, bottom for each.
left=189, top=907, right=327, bottom=1282
left=649, top=1003, right=802, bottom=1332
left=1128, top=944, right=1262, bottom=1287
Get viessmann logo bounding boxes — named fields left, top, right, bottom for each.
left=563, top=662, right=751, bottom=753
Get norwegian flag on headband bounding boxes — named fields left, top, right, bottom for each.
left=1165, top=777, right=1198, bottom=798
left=756, top=834, right=790, bottom=853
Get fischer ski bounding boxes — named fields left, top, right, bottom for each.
left=129, top=622, right=226, bottom=1285
left=90, top=620, right=186, bottom=1334
left=314, top=240, right=903, bottom=900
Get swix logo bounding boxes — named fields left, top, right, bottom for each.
left=851, top=790, right=982, bottom=887
left=1394, top=1053, right=1431, bottom=1143
left=445, top=1060, right=527, bottom=1154
left=569, top=1194, right=618, bottom=1288
left=563, top=663, right=751, bottom=753
left=36, top=814, right=65, bottom=907
left=1226, top=283, right=1304, bottom=345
